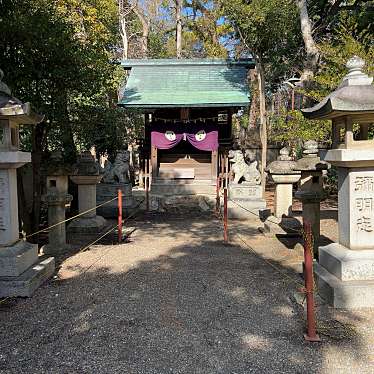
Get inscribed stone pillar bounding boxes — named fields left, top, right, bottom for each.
left=301, top=56, right=374, bottom=308
left=0, top=70, right=54, bottom=297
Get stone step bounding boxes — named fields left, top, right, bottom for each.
left=0, top=257, right=55, bottom=298
left=153, top=178, right=214, bottom=185
left=151, top=183, right=215, bottom=196
left=314, top=262, right=374, bottom=309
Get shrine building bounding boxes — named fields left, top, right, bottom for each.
left=119, top=59, right=255, bottom=195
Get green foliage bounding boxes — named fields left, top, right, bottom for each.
left=0, top=0, right=138, bottom=161
left=307, top=28, right=374, bottom=101
left=221, top=0, right=302, bottom=87
left=269, top=109, right=331, bottom=146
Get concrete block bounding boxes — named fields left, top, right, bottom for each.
left=67, top=215, right=107, bottom=234
left=319, top=243, right=374, bottom=281
left=226, top=199, right=266, bottom=220
left=0, top=241, right=38, bottom=277
left=0, top=257, right=55, bottom=297
left=314, top=262, right=374, bottom=308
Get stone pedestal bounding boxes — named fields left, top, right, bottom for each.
left=69, top=175, right=106, bottom=233
left=0, top=73, right=55, bottom=297
left=42, top=191, right=73, bottom=254
left=0, top=149, right=54, bottom=297
left=97, top=182, right=136, bottom=218
left=97, top=149, right=136, bottom=218
left=227, top=183, right=266, bottom=220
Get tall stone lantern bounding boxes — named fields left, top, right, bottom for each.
left=0, top=69, right=54, bottom=297
left=302, top=56, right=374, bottom=308
left=42, top=151, right=73, bottom=255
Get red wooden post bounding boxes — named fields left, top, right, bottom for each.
left=118, top=189, right=123, bottom=244
left=216, top=177, right=220, bottom=213
left=145, top=175, right=149, bottom=212
left=303, top=221, right=321, bottom=342
left=224, top=188, right=228, bottom=243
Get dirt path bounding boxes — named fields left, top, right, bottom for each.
left=0, top=212, right=373, bottom=373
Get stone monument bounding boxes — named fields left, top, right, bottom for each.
left=0, top=69, right=54, bottom=297
left=96, top=148, right=135, bottom=218
left=227, top=149, right=266, bottom=219
left=42, top=151, right=73, bottom=254
left=263, top=147, right=301, bottom=235
left=302, top=56, right=374, bottom=308
left=294, top=140, right=327, bottom=255
left=69, top=151, right=106, bottom=233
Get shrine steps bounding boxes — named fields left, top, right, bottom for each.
left=150, top=178, right=215, bottom=196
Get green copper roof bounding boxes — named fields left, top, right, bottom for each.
left=118, top=59, right=254, bottom=108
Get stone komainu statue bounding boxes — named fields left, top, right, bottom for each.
left=102, top=150, right=131, bottom=184
left=228, top=149, right=261, bottom=185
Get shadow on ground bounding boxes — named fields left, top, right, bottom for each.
left=0, top=213, right=370, bottom=373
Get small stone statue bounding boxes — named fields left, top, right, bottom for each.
left=102, top=149, right=130, bottom=184
left=228, top=149, right=261, bottom=185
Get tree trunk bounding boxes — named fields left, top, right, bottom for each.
left=134, top=5, right=149, bottom=58
left=120, top=17, right=129, bottom=60
left=176, top=0, right=182, bottom=58
left=256, top=60, right=267, bottom=198
left=296, top=0, right=319, bottom=84
left=30, top=123, right=46, bottom=240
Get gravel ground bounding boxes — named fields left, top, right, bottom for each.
left=1, top=210, right=374, bottom=374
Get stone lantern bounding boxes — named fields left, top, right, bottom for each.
left=302, top=56, right=374, bottom=308
left=42, top=151, right=73, bottom=255
left=267, top=147, right=301, bottom=219
left=263, top=148, right=301, bottom=235
left=0, top=69, right=54, bottom=297
left=68, top=151, right=106, bottom=233
left=294, top=140, right=328, bottom=255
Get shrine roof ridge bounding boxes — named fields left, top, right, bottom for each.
left=121, top=58, right=255, bottom=69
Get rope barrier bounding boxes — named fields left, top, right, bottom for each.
left=214, top=185, right=339, bottom=340
left=25, top=196, right=119, bottom=239
left=76, top=198, right=145, bottom=254
left=227, top=197, right=303, bottom=235
left=52, top=198, right=145, bottom=280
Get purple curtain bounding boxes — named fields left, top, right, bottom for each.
left=151, top=122, right=218, bottom=151
left=151, top=131, right=183, bottom=149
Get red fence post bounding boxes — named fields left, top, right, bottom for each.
left=216, top=177, right=220, bottom=213
left=303, top=221, right=321, bottom=342
left=224, top=187, right=228, bottom=243
left=118, top=189, right=123, bottom=244
left=146, top=175, right=149, bottom=212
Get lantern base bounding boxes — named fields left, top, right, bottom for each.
left=0, top=257, right=55, bottom=298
